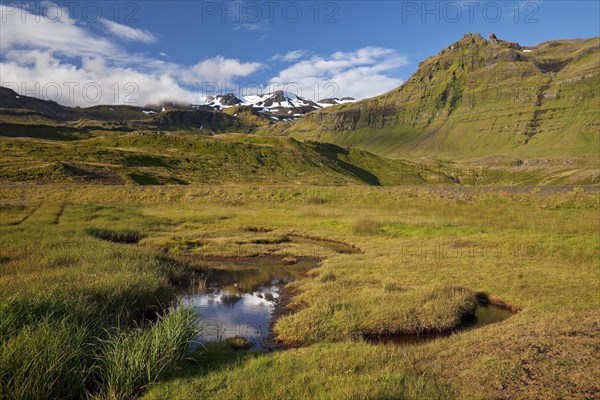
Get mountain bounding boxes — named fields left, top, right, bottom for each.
left=0, top=86, right=266, bottom=133
left=1, top=33, right=597, bottom=185
left=0, top=86, right=356, bottom=131
left=203, top=91, right=356, bottom=120
left=0, top=86, right=71, bottom=117
left=282, top=33, right=599, bottom=160
left=206, top=93, right=244, bottom=109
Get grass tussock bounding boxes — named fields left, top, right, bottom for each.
left=352, top=219, right=383, bottom=236
left=306, top=196, right=328, bottom=204
left=382, top=279, right=406, bottom=292
left=243, top=226, right=272, bottom=233
left=98, top=308, right=198, bottom=400
left=223, top=336, right=253, bottom=350
left=0, top=316, right=93, bottom=400
left=319, top=270, right=336, bottom=283
left=0, top=306, right=199, bottom=400
left=275, top=285, right=478, bottom=344
left=86, top=228, right=145, bottom=244
left=250, top=235, right=290, bottom=245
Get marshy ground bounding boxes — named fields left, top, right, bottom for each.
left=1, top=185, right=598, bottom=399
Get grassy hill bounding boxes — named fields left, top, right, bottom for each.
left=281, top=34, right=599, bottom=161
left=1, top=124, right=597, bottom=186
left=0, top=129, right=455, bottom=186
left=3, top=126, right=596, bottom=185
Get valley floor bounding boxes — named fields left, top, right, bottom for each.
left=1, top=185, right=598, bottom=399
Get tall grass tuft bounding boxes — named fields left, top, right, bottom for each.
left=98, top=307, right=198, bottom=400
left=382, top=279, right=406, bottom=292
left=319, top=271, right=336, bottom=283
left=352, top=219, right=383, bottom=236
left=0, top=316, right=94, bottom=400
left=306, top=196, right=328, bottom=205
left=86, top=228, right=145, bottom=244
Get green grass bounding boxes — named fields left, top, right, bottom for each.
left=0, top=185, right=598, bottom=399
left=353, top=219, right=383, bottom=236
left=143, top=342, right=455, bottom=400
left=0, top=200, right=199, bottom=399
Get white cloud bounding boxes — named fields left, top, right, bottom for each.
left=269, top=50, right=309, bottom=63
left=0, top=4, right=117, bottom=59
left=0, top=4, right=262, bottom=106
left=269, top=47, right=408, bottom=100
left=232, top=22, right=268, bottom=32
left=99, top=18, right=158, bottom=44
left=1, top=50, right=205, bottom=106
left=179, top=56, right=262, bottom=85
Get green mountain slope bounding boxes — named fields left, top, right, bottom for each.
left=1, top=130, right=455, bottom=185
left=283, top=33, right=599, bottom=160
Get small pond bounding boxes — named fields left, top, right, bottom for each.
left=181, top=256, right=316, bottom=351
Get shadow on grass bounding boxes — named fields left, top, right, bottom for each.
left=0, top=123, right=94, bottom=141
left=311, top=142, right=382, bottom=186
left=157, top=343, right=257, bottom=384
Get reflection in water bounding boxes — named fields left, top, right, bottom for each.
left=181, top=262, right=301, bottom=351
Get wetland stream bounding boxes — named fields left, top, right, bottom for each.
left=180, top=258, right=515, bottom=351
left=178, top=237, right=515, bottom=351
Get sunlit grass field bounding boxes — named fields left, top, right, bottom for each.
left=1, top=185, right=598, bottom=399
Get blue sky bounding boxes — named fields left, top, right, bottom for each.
left=1, top=1, right=598, bottom=106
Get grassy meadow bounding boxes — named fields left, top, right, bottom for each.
left=1, top=184, right=598, bottom=399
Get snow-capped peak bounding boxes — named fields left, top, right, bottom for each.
left=206, top=93, right=243, bottom=110
left=317, top=97, right=357, bottom=108
left=243, top=91, right=320, bottom=110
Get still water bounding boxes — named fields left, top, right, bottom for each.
left=181, top=258, right=313, bottom=350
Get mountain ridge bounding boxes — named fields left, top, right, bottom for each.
left=0, top=85, right=356, bottom=128
left=279, top=33, right=599, bottom=160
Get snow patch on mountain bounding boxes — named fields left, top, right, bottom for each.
left=154, top=91, right=357, bottom=121
left=317, top=97, right=356, bottom=108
